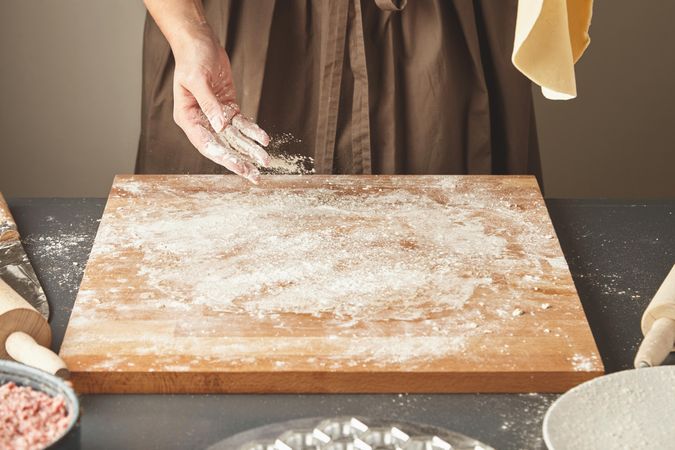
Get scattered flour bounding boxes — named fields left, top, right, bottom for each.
left=570, top=353, right=600, bottom=372
left=63, top=175, right=598, bottom=373
left=509, top=393, right=556, bottom=449
left=263, top=153, right=315, bottom=175
left=23, top=230, right=91, bottom=296
left=260, top=132, right=315, bottom=175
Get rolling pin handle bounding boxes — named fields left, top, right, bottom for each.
left=5, top=331, right=71, bottom=380
left=634, top=317, right=675, bottom=369
left=636, top=264, right=675, bottom=368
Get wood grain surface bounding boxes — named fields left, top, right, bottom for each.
left=59, top=175, right=603, bottom=393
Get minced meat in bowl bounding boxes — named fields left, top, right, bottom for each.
left=0, top=361, right=79, bottom=450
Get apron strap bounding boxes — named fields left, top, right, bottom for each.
left=349, top=0, right=374, bottom=173
left=313, top=2, right=350, bottom=174
left=315, top=0, right=376, bottom=174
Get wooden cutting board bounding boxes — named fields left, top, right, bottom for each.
left=60, top=175, right=603, bottom=393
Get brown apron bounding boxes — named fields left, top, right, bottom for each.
left=137, top=0, right=541, bottom=180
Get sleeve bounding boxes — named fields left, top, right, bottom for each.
left=512, top=0, right=593, bottom=100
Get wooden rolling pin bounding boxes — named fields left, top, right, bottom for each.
left=634, top=264, right=675, bottom=368
left=0, top=278, right=69, bottom=378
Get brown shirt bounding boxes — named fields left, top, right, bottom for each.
left=137, top=0, right=591, bottom=182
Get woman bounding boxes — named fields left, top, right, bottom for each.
left=138, top=0, right=592, bottom=184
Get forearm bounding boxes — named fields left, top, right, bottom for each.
left=144, top=0, right=214, bottom=55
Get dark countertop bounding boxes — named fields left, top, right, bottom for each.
left=6, top=198, right=675, bottom=450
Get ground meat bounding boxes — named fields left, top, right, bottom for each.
left=0, top=382, right=71, bottom=450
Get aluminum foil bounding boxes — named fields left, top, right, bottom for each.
left=0, top=238, right=49, bottom=319
left=209, top=417, right=494, bottom=450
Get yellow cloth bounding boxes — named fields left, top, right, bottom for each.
left=513, top=0, right=593, bottom=100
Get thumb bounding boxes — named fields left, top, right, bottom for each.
left=187, top=77, right=230, bottom=132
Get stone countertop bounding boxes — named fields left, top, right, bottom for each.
left=6, top=197, right=674, bottom=450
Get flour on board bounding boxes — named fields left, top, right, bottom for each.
left=570, top=353, right=600, bottom=371
left=65, top=175, right=597, bottom=372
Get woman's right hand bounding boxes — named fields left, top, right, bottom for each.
left=171, top=24, right=271, bottom=184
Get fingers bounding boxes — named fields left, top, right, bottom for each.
left=184, top=77, right=271, bottom=157
left=222, top=125, right=271, bottom=167
left=203, top=140, right=261, bottom=184
left=187, top=77, right=238, bottom=133
left=221, top=103, right=239, bottom=124
left=173, top=78, right=270, bottom=181
left=232, top=114, right=270, bottom=147
left=179, top=117, right=260, bottom=184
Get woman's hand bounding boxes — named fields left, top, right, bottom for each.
left=171, top=26, right=271, bottom=183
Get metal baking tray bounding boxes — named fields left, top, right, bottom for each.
left=209, top=416, right=494, bottom=450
